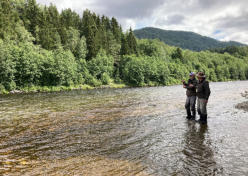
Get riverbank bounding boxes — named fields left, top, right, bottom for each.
left=0, top=80, right=244, bottom=95
left=236, top=91, right=248, bottom=112
left=0, top=78, right=186, bottom=95
left=0, top=83, right=127, bottom=95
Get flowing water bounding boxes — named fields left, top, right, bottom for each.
left=0, top=81, right=248, bottom=176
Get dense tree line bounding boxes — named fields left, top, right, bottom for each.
left=0, top=0, right=248, bottom=93
left=209, top=46, right=248, bottom=58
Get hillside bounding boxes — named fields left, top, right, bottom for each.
left=134, top=27, right=245, bottom=51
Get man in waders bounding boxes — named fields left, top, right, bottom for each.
left=196, top=72, right=211, bottom=124
left=182, top=72, right=197, bottom=120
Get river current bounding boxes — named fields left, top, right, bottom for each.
left=0, top=81, right=247, bottom=175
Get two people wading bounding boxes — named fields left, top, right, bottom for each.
left=182, top=72, right=211, bottom=124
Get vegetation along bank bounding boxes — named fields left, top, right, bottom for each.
left=1, top=0, right=248, bottom=94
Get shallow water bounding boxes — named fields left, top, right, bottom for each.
left=0, top=81, right=248, bottom=176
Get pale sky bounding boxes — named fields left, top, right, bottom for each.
left=37, top=0, right=248, bottom=44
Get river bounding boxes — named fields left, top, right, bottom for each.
left=0, top=81, right=248, bottom=176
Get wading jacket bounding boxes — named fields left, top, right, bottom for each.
left=184, top=78, right=197, bottom=97
left=196, top=79, right=211, bottom=100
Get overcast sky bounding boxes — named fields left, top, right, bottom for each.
left=36, top=0, right=248, bottom=44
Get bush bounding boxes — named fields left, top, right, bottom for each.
left=87, top=49, right=114, bottom=83
left=121, top=56, right=145, bottom=86
left=51, top=49, right=79, bottom=86
left=120, top=55, right=170, bottom=86
left=12, top=42, right=42, bottom=87
left=101, top=72, right=111, bottom=85
left=0, top=41, right=16, bottom=90
left=0, top=84, right=7, bottom=94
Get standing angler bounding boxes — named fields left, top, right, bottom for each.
left=196, top=72, right=211, bottom=124
left=182, top=72, right=197, bottom=120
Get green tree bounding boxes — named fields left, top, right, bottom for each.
left=172, top=48, right=183, bottom=60
left=74, top=36, right=87, bottom=60
left=24, top=0, right=40, bottom=36
left=111, top=17, right=121, bottom=42
left=120, top=33, right=130, bottom=55
left=64, top=27, right=80, bottom=54
left=82, top=10, right=98, bottom=60
left=87, top=49, right=114, bottom=83
left=127, top=28, right=138, bottom=54
left=0, top=0, right=19, bottom=39
left=0, top=40, right=16, bottom=90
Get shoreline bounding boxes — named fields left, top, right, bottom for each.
left=0, top=80, right=183, bottom=95
left=1, top=80, right=247, bottom=96
left=0, top=81, right=187, bottom=95
left=0, top=83, right=127, bottom=95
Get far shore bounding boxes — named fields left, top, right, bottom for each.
left=0, top=83, right=127, bottom=95
left=1, top=80, right=247, bottom=96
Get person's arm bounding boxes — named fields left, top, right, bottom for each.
left=188, top=79, right=197, bottom=89
left=204, top=81, right=211, bottom=100
left=193, top=79, right=197, bottom=88
left=182, top=80, right=188, bottom=88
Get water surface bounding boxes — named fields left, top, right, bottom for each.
left=0, top=81, right=248, bottom=175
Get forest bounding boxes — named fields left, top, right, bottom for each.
left=1, top=0, right=248, bottom=94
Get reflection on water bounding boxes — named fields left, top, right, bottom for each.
left=0, top=81, right=248, bottom=175
left=182, top=122, right=222, bottom=175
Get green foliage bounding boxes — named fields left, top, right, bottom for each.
left=121, top=56, right=145, bottom=86
left=120, top=33, right=130, bottom=55
left=87, top=49, right=114, bottom=84
left=0, top=1, right=248, bottom=93
left=172, top=48, right=184, bottom=62
left=120, top=55, right=170, bottom=86
left=210, top=46, right=248, bottom=58
left=0, top=84, right=7, bottom=94
left=101, top=72, right=111, bottom=85
left=74, top=36, right=87, bottom=60
left=51, top=49, right=78, bottom=86
left=111, top=17, right=121, bottom=42
left=13, top=42, right=42, bottom=87
left=0, top=40, right=16, bottom=90
left=121, top=29, right=138, bottom=55
left=64, top=27, right=80, bottom=54
left=84, top=74, right=102, bottom=87
left=127, top=28, right=138, bottom=54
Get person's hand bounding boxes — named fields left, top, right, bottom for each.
left=183, top=85, right=187, bottom=88
left=189, top=84, right=193, bottom=88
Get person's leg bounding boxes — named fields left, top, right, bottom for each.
left=190, top=96, right=196, bottom=120
left=185, top=97, right=191, bottom=119
left=197, top=98, right=201, bottom=116
left=200, top=100, right=207, bottom=115
left=198, top=99, right=207, bottom=124
left=201, top=100, right=208, bottom=124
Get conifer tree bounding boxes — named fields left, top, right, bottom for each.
left=120, top=33, right=130, bottom=55
left=60, top=8, right=80, bottom=29
left=82, top=11, right=98, bottom=60
left=127, top=28, right=138, bottom=54
left=111, top=17, right=121, bottom=42
left=0, top=0, right=19, bottom=39
left=24, top=0, right=39, bottom=36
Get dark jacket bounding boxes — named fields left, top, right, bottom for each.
left=196, top=79, right=211, bottom=100
left=184, top=78, right=197, bottom=97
